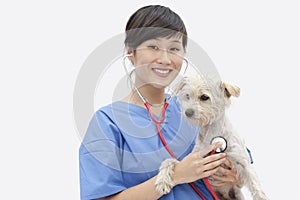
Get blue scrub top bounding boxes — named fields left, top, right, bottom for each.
left=79, top=96, right=215, bottom=200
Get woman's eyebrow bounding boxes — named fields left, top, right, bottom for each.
left=170, top=40, right=181, bottom=44
left=154, top=38, right=181, bottom=44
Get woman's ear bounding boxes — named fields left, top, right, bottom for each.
left=125, top=44, right=134, bottom=63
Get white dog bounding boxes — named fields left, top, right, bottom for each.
left=155, top=75, right=268, bottom=200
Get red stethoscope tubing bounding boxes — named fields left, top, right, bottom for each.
left=144, top=102, right=218, bottom=200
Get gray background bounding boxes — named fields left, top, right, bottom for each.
left=1, top=0, right=299, bottom=199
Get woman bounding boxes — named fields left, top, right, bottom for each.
left=79, top=5, right=241, bottom=200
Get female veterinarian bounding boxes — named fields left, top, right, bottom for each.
left=79, top=5, right=242, bottom=200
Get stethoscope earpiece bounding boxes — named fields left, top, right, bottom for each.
left=210, top=136, right=227, bottom=153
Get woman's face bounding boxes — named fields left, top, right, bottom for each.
left=129, top=36, right=185, bottom=89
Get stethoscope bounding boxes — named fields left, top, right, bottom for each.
left=122, top=54, right=227, bottom=200
left=210, top=136, right=227, bottom=153
left=201, top=136, right=227, bottom=200
left=122, top=53, right=176, bottom=157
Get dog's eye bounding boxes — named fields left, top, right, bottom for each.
left=185, top=93, right=190, bottom=100
left=199, top=95, right=210, bottom=101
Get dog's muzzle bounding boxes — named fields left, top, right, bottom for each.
left=185, top=108, right=194, bottom=118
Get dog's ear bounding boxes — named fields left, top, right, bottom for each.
left=221, top=82, right=240, bottom=98
left=174, top=76, right=188, bottom=95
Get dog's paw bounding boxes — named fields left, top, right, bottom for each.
left=155, top=177, right=174, bottom=195
left=155, top=158, right=179, bottom=195
left=253, top=191, right=269, bottom=200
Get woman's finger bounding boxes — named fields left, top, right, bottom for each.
left=209, top=180, right=228, bottom=187
left=223, top=158, right=232, bottom=168
left=201, top=153, right=226, bottom=166
left=201, top=166, right=221, bottom=178
left=217, top=162, right=237, bottom=177
left=211, top=174, right=235, bottom=183
left=199, top=142, right=223, bottom=158
left=201, top=157, right=226, bottom=173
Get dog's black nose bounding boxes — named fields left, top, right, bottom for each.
left=185, top=108, right=194, bottom=118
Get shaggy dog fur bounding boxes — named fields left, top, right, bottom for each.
left=155, top=75, right=268, bottom=200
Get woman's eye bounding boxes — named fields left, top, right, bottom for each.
left=168, top=48, right=181, bottom=54
left=199, top=95, right=210, bottom=101
left=169, top=47, right=180, bottom=52
left=148, top=45, right=159, bottom=50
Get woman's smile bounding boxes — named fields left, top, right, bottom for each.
left=152, top=67, right=173, bottom=77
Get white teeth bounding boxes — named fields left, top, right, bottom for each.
left=153, top=68, right=170, bottom=74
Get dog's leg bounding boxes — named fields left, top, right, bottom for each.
left=213, top=185, right=245, bottom=200
left=230, top=186, right=245, bottom=200
left=155, top=158, right=179, bottom=195
left=229, top=153, right=268, bottom=200
left=244, top=165, right=268, bottom=200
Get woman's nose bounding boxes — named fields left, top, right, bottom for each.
left=156, top=49, right=171, bottom=65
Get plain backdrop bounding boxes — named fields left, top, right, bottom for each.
left=1, top=0, right=299, bottom=199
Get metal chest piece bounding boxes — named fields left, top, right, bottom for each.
left=210, top=136, right=227, bottom=153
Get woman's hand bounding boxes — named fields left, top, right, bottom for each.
left=209, top=159, right=243, bottom=188
left=172, top=143, right=226, bottom=185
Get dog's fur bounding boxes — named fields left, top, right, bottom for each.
left=155, top=75, right=268, bottom=200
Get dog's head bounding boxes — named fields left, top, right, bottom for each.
left=175, top=75, right=240, bottom=127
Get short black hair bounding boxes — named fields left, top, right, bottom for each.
left=125, top=5, right=187, bottom=51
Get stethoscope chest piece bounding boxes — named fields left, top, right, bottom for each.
left=210, top=136, right=227, bottom=153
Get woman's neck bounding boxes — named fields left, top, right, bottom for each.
left=132, top=84, right=166, bottom=105
left=122, top=84, right=167, bottom=116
